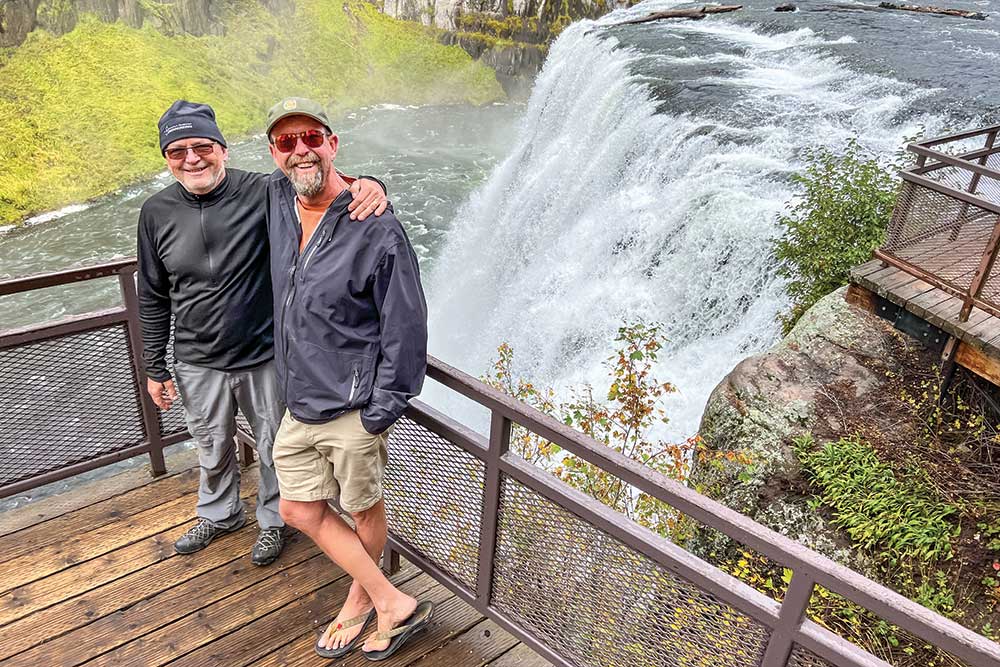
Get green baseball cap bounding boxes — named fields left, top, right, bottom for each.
left=265, top=97, right=332, bottom=136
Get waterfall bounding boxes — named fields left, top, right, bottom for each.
left=426, top=4, right=942, bottom=441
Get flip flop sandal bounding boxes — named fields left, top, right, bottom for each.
left=362, top=600, right=435, bottom=662
left=315, top=608, right=377, bottom=659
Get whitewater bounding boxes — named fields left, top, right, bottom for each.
left=425, top=2, right=953, bottom=441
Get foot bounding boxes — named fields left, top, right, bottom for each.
left=362, top=593, right=418, bottom=654
left=251, top=526, right=286, bottom=566
left=174, top=517, right=245, bottom=554
left=319, top=582, right=375, bottom=652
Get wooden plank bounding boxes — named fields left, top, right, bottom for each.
left=0, top=534, right=323, bottom=667
left=250, top=584, right=487, bottom=667
left=0, top=451, right=199, bottom=538
left=957, top=342, right=1000, bottom=386
left=0, top=468, right=199, bottom=557
left=873, top=269, right=921, bottom=298
left=407, top=617, right=519, bottom=667
left=487, top=644, right=555, bottom=667
left=83, top=551, right=343, bottom=667
left=849, top=259, right=886, bottom=280
left=169, top=566, right=432, bottom=667
left=0, top=517, right=260, bottom=659
left=953, top=307, right=994, bottom=343
left=894, top=277, right=936, bottom=306
left=0, top=494, right=258, bottom=629
left=906, top=288, right=957, bottom=320
left=923, top=296, right=966, bottom=331
left=0, top=493, right=198, bottom=593
left=962, top=312, right=1000, bottom=348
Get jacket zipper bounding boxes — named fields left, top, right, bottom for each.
left=348, top=368, right=360, bottom=404
left=198, top=203, right=216, bottom=284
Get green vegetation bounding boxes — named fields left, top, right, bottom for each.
left=485, top=321, right=749, bottom=540
left=774, top=139, right=899, bottom=331
left=795, top=434, right=957, bottom=565
left=0, top=0, right=503, bottom=226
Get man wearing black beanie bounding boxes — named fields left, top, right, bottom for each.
left=137, top=99, right=388, bottom=566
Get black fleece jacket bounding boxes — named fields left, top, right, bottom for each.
left=137, top=169, right=274, bottom=381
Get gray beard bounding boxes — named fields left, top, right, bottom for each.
left=287, top=155, right=327, bottom=197
left=289, top=166, right=325, bottom=197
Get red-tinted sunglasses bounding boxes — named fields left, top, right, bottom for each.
left=271, top=129, right=329, bottom=153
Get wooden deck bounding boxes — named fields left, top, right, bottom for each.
left=851, top=258, right=1000, bottom=385
left=0, top=462, right=552, bottom=667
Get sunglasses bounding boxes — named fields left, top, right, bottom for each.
left=271, top=129, right=329, bottom=154
left=164, top=142, right=217, bottom=161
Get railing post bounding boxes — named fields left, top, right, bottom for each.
left=475, top=411, right=511, bottom=612
left=381, top=542, right=401, bottom=575
left=760, top=572, right=816, bottom=667
left=118, top=268, right=167, bottom=477
left=960, top=215, right=1000, bottom=322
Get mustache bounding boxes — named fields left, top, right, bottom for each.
left=287, top=153, right=319, bottom=167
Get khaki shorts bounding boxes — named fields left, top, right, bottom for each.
left=273, top=409, right=390, bottom=513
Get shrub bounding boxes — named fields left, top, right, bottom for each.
left=774, top=140, right=899, bottom=332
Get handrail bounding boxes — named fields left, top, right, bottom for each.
left=425, top=357, right=1000, bottom=665
left=0, top=258, right=136, bottom=296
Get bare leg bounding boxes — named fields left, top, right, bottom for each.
left=280, top=499, right=415, bottom=652
left=322, top=500, right=390, bottom=650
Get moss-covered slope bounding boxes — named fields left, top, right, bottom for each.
left=0, top=0, right=503, bottom=225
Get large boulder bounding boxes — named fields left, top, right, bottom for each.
left=689, top=286, right=926, bottom=570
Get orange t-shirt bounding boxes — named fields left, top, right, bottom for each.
left=296, top=196, right=336, bottom=253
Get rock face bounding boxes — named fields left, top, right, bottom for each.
left=689, top=287, right=926, bottom=570
left=1, top=0, right=224, bottom=47
left=383, top=0, right=608, bottom=31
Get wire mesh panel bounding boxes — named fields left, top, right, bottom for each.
left=0, top=326, right=146, bottom=486
left=787, top=645, right=837, bottom=667
left=885, top=181, right=995, bottom=294
left=383, top=417, right=485, bottom=589
left=491, top=476, right=771, bottom=667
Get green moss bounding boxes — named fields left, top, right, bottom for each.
left=0, top=0, right=504, bottom=225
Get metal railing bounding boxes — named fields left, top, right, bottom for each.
left=878, top=124, right=1000, bottom=322
left=3, top=261, right=1000, bottom=666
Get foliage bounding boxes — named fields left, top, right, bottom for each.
left=774, top=139, right=899, bottom=332
left=0, top=0, right=503, bottom=226
left=795, top=434, right=957, bottom=566
left=484, top=321, right=750, bottom=541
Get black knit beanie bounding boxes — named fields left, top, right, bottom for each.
left=157, top=100, right=227, bottom=154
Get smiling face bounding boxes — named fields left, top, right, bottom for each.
left=164, top=138, right=228, bottom=195
left=268, top=115, right=339, bottom=200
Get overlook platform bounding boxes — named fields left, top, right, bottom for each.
left=0, top=460, right=551, bottom=667
left=848, top=124, right=1000, bottom=388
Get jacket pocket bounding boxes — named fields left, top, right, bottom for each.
left=287, top=342, right=375, bottom=420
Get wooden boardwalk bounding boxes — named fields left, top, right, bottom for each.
left=851, top=258, right=1000, bottom=384
left=0, top=463, right=552, bottom=667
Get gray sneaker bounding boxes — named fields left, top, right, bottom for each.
left=174, top=518, right=245, bottom=554
left=251, top=526, right=286, bottom=566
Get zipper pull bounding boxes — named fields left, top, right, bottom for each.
left=348, top=368, right=360, bottom=404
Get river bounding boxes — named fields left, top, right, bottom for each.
left=2, top=0, right=999, bottom=444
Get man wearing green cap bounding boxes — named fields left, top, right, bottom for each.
left=265, top=97, right=433, bottom=661
left=138, top=99, right=389, bottom=568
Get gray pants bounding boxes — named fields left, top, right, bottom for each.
left=173, top=359, right=283, bottom=530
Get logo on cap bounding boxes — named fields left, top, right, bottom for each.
left=283, top=99, right=298, bottom=111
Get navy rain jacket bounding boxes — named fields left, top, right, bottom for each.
left=267, top=171, right=428, bottom=435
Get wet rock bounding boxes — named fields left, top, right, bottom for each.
left=774, top=3, right=796, bottom=11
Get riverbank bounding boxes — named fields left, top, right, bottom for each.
left=0, top=0, right=504, bottom=227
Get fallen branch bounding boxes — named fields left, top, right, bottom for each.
left=878, top=1, right=986, bottom=18
left=614, top=4, right=743, bottom=25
